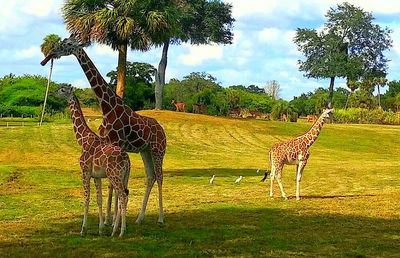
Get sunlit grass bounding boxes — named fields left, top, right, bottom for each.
left=0, top=110, right=399, bottom=257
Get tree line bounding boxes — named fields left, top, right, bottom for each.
left=2, top=71, right=400, bottom=123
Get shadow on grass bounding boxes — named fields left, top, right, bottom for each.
left=166, top=168, right=263, bottom=178
left=1, top=206, right=399, bottom=257
left=299, top=194, right=377, bottom=199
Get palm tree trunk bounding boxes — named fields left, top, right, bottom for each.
left=377, top=85, right=381, bottom=108
left=116, top=43, right=128, bottom=99
left=345, top=91, right=352, bottom=109
left=40, top=59, right=53, bottom=126
left=327, top=76, right=335, bottom=109
left=155, top=40, right=170, bottom=110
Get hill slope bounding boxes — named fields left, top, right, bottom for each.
left=0, top=111, right=399, bottom=257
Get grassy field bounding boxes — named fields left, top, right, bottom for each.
left=0, top=110, right=399, bottom=257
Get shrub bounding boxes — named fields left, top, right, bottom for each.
left=333, top=108, right=400, bottom=125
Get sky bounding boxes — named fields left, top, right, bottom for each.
left=0, top=0, right=399, bottom=100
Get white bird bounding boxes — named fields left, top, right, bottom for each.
left=235, top=176, right=243, bottom=184
left=209, top=175, right=215, bottom=184
left=256, top=168, right=260, bottom=173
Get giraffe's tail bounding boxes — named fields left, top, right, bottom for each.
left=261, top=150, right=272, bottom=182
left=260, top=171, right=270, bottom=182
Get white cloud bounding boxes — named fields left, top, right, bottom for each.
left=0, top=0, right=62, bottom=34
left=91, top=44, right=117, bottom=57
left=228, top=0, right=400, bottom=20
left=179, top=44, right=224, bottom=66
left=258, top=28, right=280, bottom=43
left=343, top=0, right=400, bottom=14
left=15, top=46, right=41, bottom=60
left=71, top=79, right=89, bottom=89
left=20, top=0, right=61, bottom=18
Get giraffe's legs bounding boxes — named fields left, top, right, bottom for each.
left=94, top=178, right=104, bottom=235
left=154, top=155, right=164, bottom=224
left=112, top=194, right=121, bottom=237
left=113, top=189, right=118, bottom=226
left=105, top=184, right=113, bottom=225
left=269, top=165, right=276, bottom=198
left=119, top=190, right=128, bottom=237
left=269, top=162, right=287, bottom=200
left=296, top=160, right=307, bottom=201
left=136, top=149, right=156, bottom=224
left=80, top=174, right=90, bottom=236
left=111, top=186, right=128, bottom=237
left=276, top=174, right=287, bottom=200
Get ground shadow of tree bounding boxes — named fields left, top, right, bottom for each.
left=1, top=206, right=399, bottom=257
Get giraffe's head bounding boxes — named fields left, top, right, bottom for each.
left=40, top=36, right=86, bottom=66
left=55, top=83, right=74, bottom=100
left=320, top=108, right=334, bottom=120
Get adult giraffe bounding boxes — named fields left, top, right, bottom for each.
left=41, top=36, right=166, bottom=224
left=262, top=109, right=333, bottom=200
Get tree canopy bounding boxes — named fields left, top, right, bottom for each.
left=294, top=2, right=392, bottom=108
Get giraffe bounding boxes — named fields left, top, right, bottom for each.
left=55, top=84, right=131, bottom=237
left=262, top=109, right=333, bottom=200
left=41, top=36, right=166, bottom=224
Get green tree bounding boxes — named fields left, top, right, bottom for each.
left=75, top=88, right=98, bottom=108
left=107, top=62, right=156, bottom=110
left=152, top=0, right=234, bottom=109
left=345, top=80, right=359, bottom=109
left=63, top=0, right=167, bottom=98
left=294, top=2, right=392, bottom=108
left=134, top=0, right=186, bottom=110
left=395, top=93, right=400, bottom=112
left=40, top=34, right=62, bottom=125
left=371, top=77, right=387, bottom=108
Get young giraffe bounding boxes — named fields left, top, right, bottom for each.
left=262, top=109, right=333, bottom=200
left=41, top=36, right=166, bottom=224
left=56, top=84, right=131, bottom=237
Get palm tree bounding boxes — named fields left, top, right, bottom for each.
left=40, top=34, right=61, bottom=126
left=63, top=0, right=159, bottom=98
left=373, top=77, right=388, bottom=108
left=345, top=80, right=360, bottom=109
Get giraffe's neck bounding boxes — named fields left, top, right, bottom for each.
left=68, top=95, right=97, bottom=147
left=301, top=115, right=326, bottom=147
left=73, top=49, right=121, bottom=116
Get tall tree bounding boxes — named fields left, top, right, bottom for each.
left=40, top=34, right=61, bottom=126
left=63, top=0, right=168, bottom=99
left=345, top=80, right=360, bottom=109
left=148, top=0, right=234, bottom=109
left=372, top=77, right=387, bottom=108
left=135, top=0, right=186, bottom=110
left=294, top=2, right=392, bottom=108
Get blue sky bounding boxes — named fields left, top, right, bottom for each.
left=0, top=0, right=399, bottom=100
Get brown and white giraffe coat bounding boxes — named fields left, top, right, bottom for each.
left=264, top=109, right=333, bottom=200
left=56, top=85, right=131, bottom=237
left=41, top=36, right=166, bottom=224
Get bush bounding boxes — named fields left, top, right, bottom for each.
left=333, top=108, right=400, bottom=125
left=0, top=104, right=40, bottom=117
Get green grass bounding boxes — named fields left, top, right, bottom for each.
left=0, top=110, right=399, bottom=257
